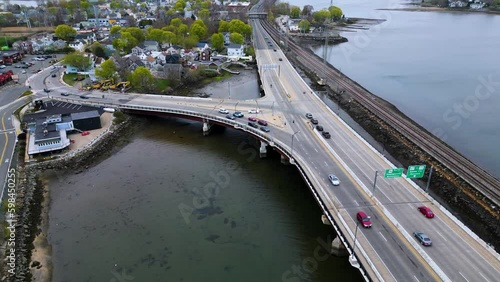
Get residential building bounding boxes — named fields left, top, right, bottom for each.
left=142, top=40, right=160, bottom=52
left=227, top=43, right=244, bottom=57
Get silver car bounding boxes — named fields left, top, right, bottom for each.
left=328, top=175, right=340, bottom=186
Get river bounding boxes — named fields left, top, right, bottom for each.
left=288, top=0, right=500, bottom=178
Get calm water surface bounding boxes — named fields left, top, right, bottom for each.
left=48, top=118, right=363, bottom=282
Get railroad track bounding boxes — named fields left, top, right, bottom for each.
left=259, top=19, right=500, bottom=207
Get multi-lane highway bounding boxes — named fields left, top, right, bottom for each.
left=17, top=12, right=500, bottom=282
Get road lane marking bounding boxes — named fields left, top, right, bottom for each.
left=479, top=272, right=490, bottom=282
left=379, top=232, right=387, bottom=242
left=314, top=148, right=318, bottom=153
left=324, top=161, right=328, bottom=167
left=413, top=275, right=420, bottom=282
left=435, top=230, right=447, bottom=242
left=5, top=159, right=9, bottom=163
left=459, top=272, right=469, bottom=282
left=353, top=200, right=359, bottom=206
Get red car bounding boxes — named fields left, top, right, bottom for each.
left=418, top=206, right=434, bottom=218
left=81, top=131, right=90, bottom=136
left=258, top=119, right=268, bottom=126
left=248, top=117, right=257, bottom=122
left=356, top=211, right=372, bottom=228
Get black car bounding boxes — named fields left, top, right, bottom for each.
left=51, top=73, right=57, bottom=77
left=43, top=88, right=51, bottom=93
left=248, top=122, right=259, bottom=128
left=60, top=92, right=70, bottom=96
left=80, top=95, right=89, bottom=99
left=233, top=111, right=244, bottom=118
left=260, top=126, right=270, bottom=132
left=322, top=132, right=331, bottom=139
left=305, top=113, right=313, bottom=119
left=311, top=118, right=318, bottom=125
left=226, top=114, right=236, bottom=120
left=316, top=125, right=324, bottom=131
left=279, top=58, right=283, bottom=61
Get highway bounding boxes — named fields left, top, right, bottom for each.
left=19, top=15, right=500, bottom=282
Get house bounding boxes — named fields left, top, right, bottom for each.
left=164, top=45, right=182, bottom=54
left=75, top=33, right=96, bottom=44
left=68, top=40, right=85, bottom=52
left=165, top=53, right=181, bottom=64
left=470, top=2, right=485, bottom=9
left=131, top=46, right=144, bottom=56
left=227, top=43, right=244, bottom=57
left=193, top=42, right=210, bottom=52
left=123, top=55, right=145, bottom=71
left=53, top=39, right=67, bottom=50
left=200, top=49, right=211, bottom=61
left=222, top=32, right=231, bottom=45
left=449, top=1, right=468, bottom=7
left=142, top=40, right=159, bottom=52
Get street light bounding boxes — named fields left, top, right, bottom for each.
left=291, top=130, right=300, bottom=162
left=349, top=222, right=361, bottom=269
left=234, top=101, right=239, bottom=111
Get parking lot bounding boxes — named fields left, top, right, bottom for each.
left=0, top=54, right=60, bottom=85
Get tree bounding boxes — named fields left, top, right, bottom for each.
left=198, top=8, right=210, bottom=22
left=89, top=42, right=107, bottom=58
left=298, top=19, right=310, bottom=33
left=163, top=31, right=176, bottom=46
left=62, top=52, right=92, bottom=71
left=312, top=10, right=331, bottom=24
left=113, top=31, right=138, bottom=53
left=125, top=27, right=145, bottom=43
left=110, top=1, right=121, bottom=9
left=170, top=18, right=182, bottom=27
left=290, top=6, right=301, bottom=19
left=147, top=28, right=166, bottom=43
left=229, top=32, right=244, bottom=44
left=328, top=6, right=343, bottom=20
left=190, top=20, right=207, bottom=39
left=55, top=24, right=77, bottom=41
left=110, top=25, right=121, bottom=35
left=276, top=2, right=290, bottom=15
left=218, top=20, right=229, bottom=33
left=302, top=5, right=314, bottom=16
left=128, top=66, right=155, bottom=92
left=95, top=59, right=118, bottom=80
left=211, top=33, right=224, bottom=52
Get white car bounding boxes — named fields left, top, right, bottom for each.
left=21, top=70, right=26, bottom=74
left=0, top=65, right=5, bottom=69
left=218, top=108, right=229, bottom=114
left=248, top=109, right=260, bottom=114
left=328, top=175, right=340, bottom=186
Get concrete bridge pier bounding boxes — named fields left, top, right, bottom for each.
left=203, top=121, right=212, bottom=136
left=331, top=236, right=349, bottom=257
left=259, top=141, right=267, bottom=158
left=321, top=214, right=331, bottom=225
left=280, top=155, right=290, bottom=165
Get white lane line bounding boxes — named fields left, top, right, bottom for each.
left=478, top=272, right=490, bottom=282
left=314, top=148, right=318, bottom=153
left=324, top=161, right=328, bottom=167
left=459, top=272, right=469, bottom=282
left=413, top=275, right=420, bottom=282
left=379, top=232, right=387, bottom=242
left=353, top=200, right=359, bottom=206
left=435, top=230, right=447, bottom=242
left=5, top=159, right=9, bottom=163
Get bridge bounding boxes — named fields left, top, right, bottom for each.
left=25, top=5, right=500, bottom=282
left=248, top=12, right=268, bottom=19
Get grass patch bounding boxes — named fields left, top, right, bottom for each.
left=62, top=73, right=78, bottom=86
left=113, top=111, right=126, bottom=124
left=201, top=72, right=231, bottom=84
left=19, top=90, right=32, bottom=98
left=155, top=79, right=171, bottom=92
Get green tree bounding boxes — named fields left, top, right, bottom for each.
left=290, top=6, right=300, bottom=18
left=298, top=19, right=310, bottom=33
left=113, top=31, right=138, bottom=53
left=328, top=6, right=343, bottom=19
left=89, top=42, right=106, bottom=58
left=177, top=24, right=189, bottom=37
left=198, top=8, right=210, bottom=22
left=218, top=21, right=229, bottom=33
left=125, top=27, right=145, bottom=43
left=174, top=0, right=186, bottom=12
left=211, top=33, right=224, bottom=52
left=312, top=10, right=331, bottom=24
left=163, top=31, right=176, bottom=46
left=110, top=1, right=121, bottom=9
left=301, top=5, right=314, bottom=16
left=95, top=59, right=117, bottom=80
left=129, top=66, right=155, bottom=92
left=170, top=18, right=182, bottom=27
left=276, top=2, right=290, bottom=15
left=80, top=0, right=91, bottom=11
left=55, top=24, right=77, bottom=41
left=200, top=0, right=210, bottom=9
left=110, top=25, right=121, bottom=35
left=228, top=19, right=246, bottom=34
left=190, top=20, right=207, bottom=39
left=229, top=32, right=244, bottom=44
left=147, top=28, right=166, bottom=43
left=62, top=52, right=91, bottom=71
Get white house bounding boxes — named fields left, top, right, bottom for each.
left=142, top=40, right=159, bottom=51
left=227, top=43, right=244, bottom=57
left=68, top=40, right=85, bottom=52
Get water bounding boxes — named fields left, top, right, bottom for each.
left=287, top=0, right=500, bottom=178
left=47, top=119, right=363, bottom=282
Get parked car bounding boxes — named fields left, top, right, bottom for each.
left=219, top=108, right=229, bottom=114
left=417, top=206, right=435, bottom=218
left=226, top=114, right=235, bottom=120
left=305, top=113, right=313, bottom=119
left=233, top=111, right=244, bottom=118
left=248, top=122, right=259, bottom=128
left=356, top=211, right=372, bottom=228
left=260, top=126, right=270, bottom=132
left=316, top=125, right=324, bottom=131
left=81, top=131, right=90, bottom=136
left=414, top=231, right=432, bottom=246
left=248, top=117, right=257, bottom=122
left=311, top=118, right=318, bottom=124
left=322, top=132, right=331, bottom=139
left=258, top=120, right=268, bottom=126
left=328, top=174, right=340, bottom=186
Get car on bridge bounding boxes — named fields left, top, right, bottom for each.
left=226, top=114, right=235, bottom=120
left=417, top=206, right=434, bottom=218
left=414, top=231, right=432, bottom=246
left=316, top=125, right=324, bottom=131
left=311, top=118, right=318, bottom=125
left=260, top=126, right=270, bottom=132
left=279, top=58, right=283, bottom=61
left=356, top=211, right=372, bottom=228
left=305, top=113, right=313, bottom=119
left=51, top=73, right=57, bottom=77
left=80, top=95, right=90, bottom=99
left=248, top=117, right=257, bottom=122
left=248, top=109, right=260, bottom=114
left=43, top=88, right=51, bottom=93
left=322, top=132, right=331, bottom=139
left=60, top=92, right=70, bottom=96
left=248, top=122, right=259, bottom=128
left=257, top=119, right=268, bottom=126
left=219, top=108, right=229, bottom=114
left=328, top=174, right=340, bottom=186
left=233, top=111, right=244, bottom=118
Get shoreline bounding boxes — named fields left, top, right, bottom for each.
left=379, top=6, right=500, bottom=15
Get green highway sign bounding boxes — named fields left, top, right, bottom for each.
left=407, top=165, right=426, bottom=178
left=384, top=168, right=403, bottom=178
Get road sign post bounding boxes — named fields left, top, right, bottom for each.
left=425, top=166, right=433, bottom=193
left=407, top=165, right=426, bottom=179
left=384, top=168, right=403, bottom=178
left=372, top=171, right=379, bottom=196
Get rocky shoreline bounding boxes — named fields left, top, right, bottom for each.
left=3, top=114, right=146, bottom=282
